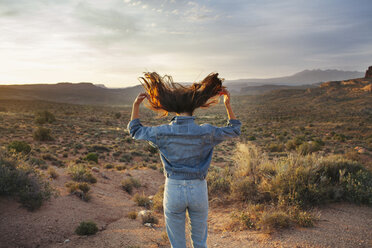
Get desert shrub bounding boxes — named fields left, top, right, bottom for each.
left=88, top=145, right=110, bottom=153
left=146, top=144, right=158, bottom=154
left=232, top=142, right=372, bottom=208
left=121, top=177, right=141, bottom=194
left=104, top=164, right=114, bottom=169
left=257, top=211, right=291, bottom=232
left=292, top=210, right=314, bottom=227
left=127, top=211, right=137, bottom=219
left=140, top=211, right=159, bottom=224
left=68, top=164, right=97, bottom=183
left=231, top=177, right=259, bottom=202
left=33, top=127, right=54, bottom=141
left=296, top=141, right=322, bottom=155
left=7, top=141, right=31, bottom=155
left=84, top=153, right=98, bottom=163
left=0, top=151, right=55, bottom=211
left=207, top=166, right=231, bottom=195
left=285, top=139, right=297, bottom=150
left=34, top=110, right=55, bottom=124
left=48, top=167, right=58, bottom=179
left=65, top=181, right=91, bottom=201
left=120, top=154, right=132, bottom=162
left=114, top=112, right=121, bottom=119
left=74, top=143, right=83, bottom=150
left=115, top=164, right=126, bottom=171
left=29, top=157, right=47, bottom=169
left=133, top=192, right=151, bottom=208
left=152, top=184, right=164, bottom=212
left=340, top=169, right=372, bottom=205
left=75, top=221, right=98, bottom=236
left=267, top=143, right=284, bottom=152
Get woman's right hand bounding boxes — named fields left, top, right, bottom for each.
left=133, top=93, right=149, bottom=106
left=219, top=88, right=231, bottom=106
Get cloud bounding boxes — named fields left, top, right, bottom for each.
left=0, top=0, right=372, bottom=86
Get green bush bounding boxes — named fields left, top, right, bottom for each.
left=85, top=153, right=98, bottom=163
left=257, top=211, right=291, bottom=232
left=207, top=166, right=231, bottom=195
left=133, top=193, right=151, bottom=208
left=34, top=110, right=56, bottom=124
left=7, top=141, right=31, bottom=155
left=0, top=150, right=56, bottom=211
left=127, top=211, right=137, bottom=220
left=75, top=221, right=98, bottom=236
left=65, top=181, right=91, bottom=201
left=226, top=142, right=372, bottom=231
left=152, top=184, right=164, bottom=212
left=68, top=164, right=97, bottom=183
left=33, top=127, right=54, bottom=141
left=121, top=177, right=141, bottom=194
left=141, top=211, right=159, bottom=225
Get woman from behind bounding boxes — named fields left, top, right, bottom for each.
left=127, top=72, right=241, bottom=248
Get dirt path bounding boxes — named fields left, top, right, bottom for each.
left=0, top=167, right=371, bottom=248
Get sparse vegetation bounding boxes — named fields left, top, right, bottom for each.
left=127, top=211, right=137, bottom=219
left=7, top=141, right=31, bottom=155
left=140, top=211, right=158, bottom=225
left=34, top=110, right=56, bottom=124
left=0, top=150, right=56, bottom=211
left=33, top=127, right=54, bottom=141
left=68, top=164, right=97, bottom=183
left=133, top=192, right=151, bottom=208
left=65, top=181, right=91, bottom=201
left=84, top=153, right=98, bottom=163
left=121, top=177, right=141, bottom=194
left=75, top=221, right=98, bottom=236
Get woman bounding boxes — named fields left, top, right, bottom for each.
left=127, top=72, right=241, bottom=248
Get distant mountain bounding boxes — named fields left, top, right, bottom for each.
left=0, top=82, right=142, bottom=105
left=225, top=69, right=364, bottom=94
left=0, top=69, right=366, bottom=105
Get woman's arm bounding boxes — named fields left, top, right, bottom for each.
left=131, top=93, right=148, bottom=120
left=220, top=89, right=236, bottom=120
left=128, top=93, right=158, bottom=146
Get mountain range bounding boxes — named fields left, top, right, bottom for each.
left=0, top=69, right=366, bottom=105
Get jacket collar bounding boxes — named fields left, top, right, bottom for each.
left=170, top=115, right=195, bottom=124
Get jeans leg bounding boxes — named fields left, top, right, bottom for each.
left=164, top=179, right=187, bottom=248
left=188, top=180, right=208, bottom=248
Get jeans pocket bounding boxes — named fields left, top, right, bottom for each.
left=164, top=183, right=185, bottom=212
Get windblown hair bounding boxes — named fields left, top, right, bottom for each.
left=139, top=72, right=225, bottom=117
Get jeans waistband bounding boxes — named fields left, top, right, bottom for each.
left=166, top=172, right=206, bottom=180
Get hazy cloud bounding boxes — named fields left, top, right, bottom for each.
left=1, top=0, right=371, bottom=86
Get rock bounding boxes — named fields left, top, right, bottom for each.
left=144, top=223, right=153, bottom=227
left=92, top=167, right=100, bottom=172
left=138, top=210, right=152, bottom=218
left=365, top=66, right=372, bottom=78
left=148, top=195, right=154, bottom=200
left=64, top=239, right=70, bottom=244
left=100, top=172, right=109, bottom=179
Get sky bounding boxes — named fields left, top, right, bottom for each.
left=0, top=0, right=372, bottom=87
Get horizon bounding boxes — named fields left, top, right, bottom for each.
left=1, top=0, right=372, bottom=87
left=0, top=68, right=366, bottom=88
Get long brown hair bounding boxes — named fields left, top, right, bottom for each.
left=139, top=72, right=225, bottom=117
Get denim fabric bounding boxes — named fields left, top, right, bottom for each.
left=127, top=116, right=241, bottom=180
left=164, top=178, right=208, bottom=248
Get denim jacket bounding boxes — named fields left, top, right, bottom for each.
left=127, top=116, right=241, bottom=180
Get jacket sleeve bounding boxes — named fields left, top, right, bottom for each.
left=127, top=118, right=158, bottom=147
left=211, top=119, right=241, bottom=146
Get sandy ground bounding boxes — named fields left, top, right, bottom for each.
left=0, top=167, right=371, bottom=248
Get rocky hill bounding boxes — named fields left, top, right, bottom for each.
left=0, top=83, right=142, bottom=105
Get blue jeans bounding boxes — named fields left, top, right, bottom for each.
left=163, top=178, right=209, bottom=248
